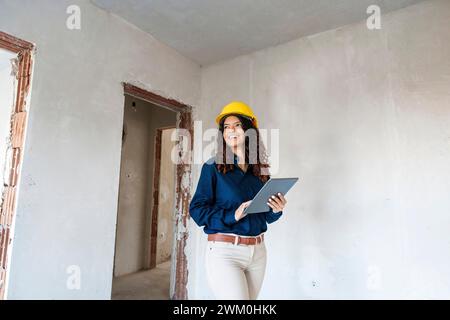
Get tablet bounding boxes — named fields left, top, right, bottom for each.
left=244, top=177, right=299, bottom=214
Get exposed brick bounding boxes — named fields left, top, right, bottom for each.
left=0, top=268, right=5, bottom=297
left=8, top=148, right=21, bottom=187
left=0, top=227, right=10, bottom=269
left=11, top=112, right=27, bottom=148
left=0, top=228, right=3, bottom=266
left=17, top=52, right=32, bottom=112
left=15, top=55, right=25, bottom=112
left=1, top=187, right=16, bottom=227
left=149, top=130, right=162, bottom=269
left=0, top=31, right=34, bottom=53
left=14, top=52, right=32, bottom=113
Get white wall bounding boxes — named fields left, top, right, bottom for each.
left=0, top=0, right=200, bottom=299
left=188, top=0, right=450, bottom=299
left=0, top=49, right=16, bottom=189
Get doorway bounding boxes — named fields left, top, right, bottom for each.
left=0, top=32, right=34, bottom=300
left=111, top=84, right=192, bottom=300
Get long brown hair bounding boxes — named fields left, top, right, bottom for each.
left=215, top=114, right=270, bottom=183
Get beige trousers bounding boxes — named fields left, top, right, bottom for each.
left=205, top=233, right=267, bottom=300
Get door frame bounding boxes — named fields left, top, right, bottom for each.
left=0, top=31, right=35, bottom=300
left=122, top=83, right=192, bottom=300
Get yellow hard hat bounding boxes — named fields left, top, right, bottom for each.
left=215, top=101, right=258, bottom=128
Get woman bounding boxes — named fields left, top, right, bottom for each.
left=189, top=101, right=287, bottom=300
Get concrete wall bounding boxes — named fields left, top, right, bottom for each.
left=188, top=0, right=450, bottom=299
left=156, top=128, right=176, bottom=265
left=0, top=0, right=200, bottom=299
left=114, top=96, right=176, bottom=277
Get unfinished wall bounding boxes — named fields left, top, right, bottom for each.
left=114, top=96, right=176, bottom=277
left=0, top=0, right=200, bottom=299
left=189, top=0, right=450, bottom=299
left=156, top=128, right=176, bottom=265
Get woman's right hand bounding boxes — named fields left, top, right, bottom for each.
left=235, top=200, right=252, bottom=222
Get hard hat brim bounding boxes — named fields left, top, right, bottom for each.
left=216, top=112, right=258, bottom=128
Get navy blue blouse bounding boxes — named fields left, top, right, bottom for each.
left=189, top=155, right=283, bottom=236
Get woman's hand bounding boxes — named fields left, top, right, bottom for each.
left=235, top=200, right=252, bottom=221
left=267, top=193, right=287, bottom=213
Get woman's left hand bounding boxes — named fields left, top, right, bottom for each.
left=267, top=193, right=287, bottom=213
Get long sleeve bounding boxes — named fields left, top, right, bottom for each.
left=265, top=208, right=283, bottom=224
left=189, top=162, right=239, bottom=228
left=261, top=180, right=283, bottom=224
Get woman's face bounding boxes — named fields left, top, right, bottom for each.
left=223, top=115, right=245, bottom=148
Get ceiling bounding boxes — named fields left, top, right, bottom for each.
left=91, top=0, right=426, bottom=66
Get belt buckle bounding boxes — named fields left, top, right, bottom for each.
left=233, top=235, right=239, bottom=246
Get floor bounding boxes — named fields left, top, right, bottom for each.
left=111, top=260, right=172, bottom=300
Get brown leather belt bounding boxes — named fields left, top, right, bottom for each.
left=208, top=233, right=264, bottom=245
